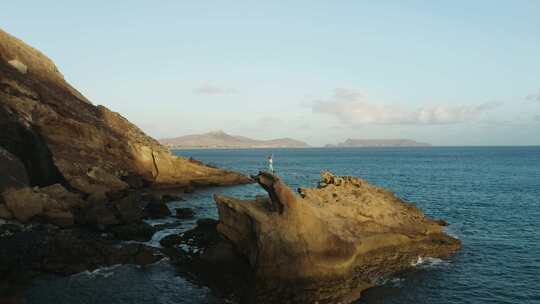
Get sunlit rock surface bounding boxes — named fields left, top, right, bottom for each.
left=0, top=27, right=251, bottom=226
left=0, top=28, right=250, bottom=198
left=214, top=172, right=461, bottom=303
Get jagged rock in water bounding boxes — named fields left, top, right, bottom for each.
left=213, top=172, right=461, bottom=303
left=0, top=28, right=251, bottom=199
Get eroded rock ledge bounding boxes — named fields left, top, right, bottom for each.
left=211, top=172, right=461, bottom=303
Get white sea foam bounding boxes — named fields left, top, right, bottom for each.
left=443, top=226, right=460, bottom=240
left=411, top=256, right=448, bottom=268
left=72, top=264, right=122, bottom=279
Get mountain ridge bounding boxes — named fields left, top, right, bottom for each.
left=160, top=130, right=309, bottom=149
left=326, top=138, right=431, bottom=148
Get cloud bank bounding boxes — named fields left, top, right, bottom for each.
left=193, top=82, right=236, bottom=95
left=312, top=88, right=502, bottom=125
left=525, top=92, right=540, bottom=102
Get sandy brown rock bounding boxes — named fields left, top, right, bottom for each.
left=1, top=184, right=82, bottom=225
left=0, top=204, right=13, bottom=219
left=214, top=172, right=461, bottom=303
left=2, top=188, right=46, bottom=222
left=0, top=28, right=250, bottom=198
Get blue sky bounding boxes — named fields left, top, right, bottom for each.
left=2, top=1, right=539, bottom=145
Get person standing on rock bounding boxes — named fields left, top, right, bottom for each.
left=268, top=154, right=274, bottom=173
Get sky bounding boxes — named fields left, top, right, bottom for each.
left=1, top=1, right=540, bottom=146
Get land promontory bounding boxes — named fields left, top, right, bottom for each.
left=326, top=138, right=431, bottom=148
left=160, top=130, right=309, bottom=149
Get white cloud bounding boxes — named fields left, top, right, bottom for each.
left=193, top=82, right=236, bottom=95
left=312, top=88, right=502, bottom=125
left=525, top=92, right=540, bottom=102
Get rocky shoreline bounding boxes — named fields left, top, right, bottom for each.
left=1, top=28, right=460, bottom=304
left=0, top=27, right=251, bottom=303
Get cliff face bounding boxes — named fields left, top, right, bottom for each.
left=0, top=28, right=250, bottom=197
left=213, top=172, right=460, bottom=303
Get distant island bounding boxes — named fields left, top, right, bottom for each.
left=326, top=138, right=431, bottom=148
left=160, top=131, right=310, bottom=149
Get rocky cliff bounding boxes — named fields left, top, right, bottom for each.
left=0, top=28, right=252, bottom=298
left=211, top=172, right=460, bottom=303
left=0, top=28, right=250, bottom=199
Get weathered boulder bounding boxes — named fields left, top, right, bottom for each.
left=0, top=204, right=13, bottom=219
left=76, top=201, right=120, bottom=228
left=40, top=183, right=86, bottom=209
left=1, top=188, right=46, bottom=222
left=0, top=28, right=251, bottom=199
left=1, top=185, right=81, bottom=225
left=213, top=172, right=461, bottom=303
left=111, top=194, right=144, bottom=224
left=43, top=210, right=74, bottom=228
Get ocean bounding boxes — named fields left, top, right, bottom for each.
left=25, top=147, right=540, bottom=304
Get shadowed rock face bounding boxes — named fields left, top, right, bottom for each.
left=0, top=28, right=250, bottom=196
left=214, top=172, right=461, bottom=303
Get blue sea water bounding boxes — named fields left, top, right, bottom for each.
left=25, top=147, right=540, bottom=304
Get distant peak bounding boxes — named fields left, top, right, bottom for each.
left=207, top=130, right=227, bottom=135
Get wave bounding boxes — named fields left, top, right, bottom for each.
left=411, top=256, right=449, bottom=268
left=71, top=264, right=122, bottom=279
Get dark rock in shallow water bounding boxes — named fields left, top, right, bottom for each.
left=161, top=194, right=184, bottom=203
left=196, top=218, right=219, bottom=227
left=183, top=186, right=196, bottom=194
left=153, top=221, right=181, bottom=230
left=144, top=201, right=171, bottom=219
left=159, top=220, right=251, bottom=302
left=110, top=222, right=156, bottom=242
left=174, top=207, right=195, bottom=219
left=0, top=225, right=161, bottom=279
left=159, top=234, right=184, bottom=247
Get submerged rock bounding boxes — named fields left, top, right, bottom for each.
left=144, top=200, right=171, bottom=219
left=213, top=172, right=461, bottom=303
left=110, top=222, right=156, bottom=242
left=174, top=207, right=195, bottom=219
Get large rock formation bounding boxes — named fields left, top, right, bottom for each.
left=0, top=28, right=251, bottom=227
left=213, top=172, right=461, bottom=303
left=0, top=28, right=250, bottom=199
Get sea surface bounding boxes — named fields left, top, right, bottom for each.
left=25, top=147, right=540, bottom=304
